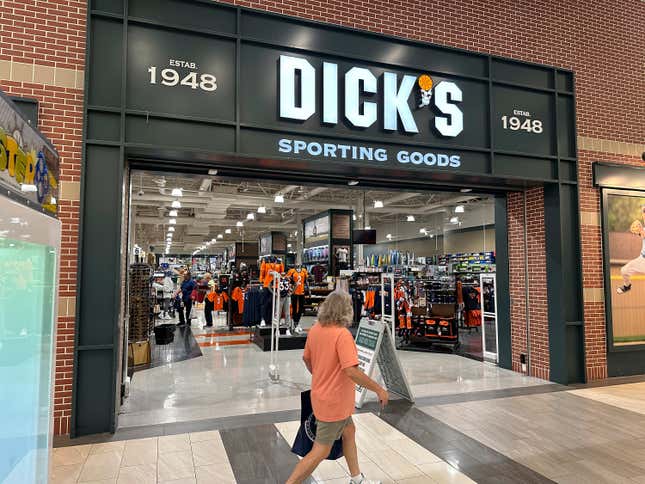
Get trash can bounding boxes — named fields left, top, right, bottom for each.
left=154, top=323, right=175, bottom=345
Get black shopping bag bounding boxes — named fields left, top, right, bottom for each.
left=291, top=390, right=344, bottom=460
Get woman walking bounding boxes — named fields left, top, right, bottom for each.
left=286, top=291, right=388, bottom=484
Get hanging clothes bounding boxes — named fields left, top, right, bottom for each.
left=207, top=290, right=228, bottom=311
left=242, top=286, right=263, bottom=325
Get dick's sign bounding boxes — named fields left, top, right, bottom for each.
left=278, top=55, right=463, bottom=137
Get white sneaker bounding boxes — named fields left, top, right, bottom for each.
left=260, top=320, right=267, bottom=327
left=286, top=329, right=292, bottom=336
left=295, top=326, right=303, bottom=334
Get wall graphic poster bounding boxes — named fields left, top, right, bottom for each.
left=605, top=192, right=645, bottom=346
left=0, top=92, right=59, bottom=215
left=304, top=215, right=329, bottom=246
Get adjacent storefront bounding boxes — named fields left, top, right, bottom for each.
left=74, top=0, right=584, bottom=436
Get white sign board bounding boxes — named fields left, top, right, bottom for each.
left=354, top=319, right=414, bottom=408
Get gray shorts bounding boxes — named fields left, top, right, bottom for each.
left=315, top=416, right=353, bottom=445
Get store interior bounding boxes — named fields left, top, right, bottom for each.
left=120, top=169, right=500, bottom=426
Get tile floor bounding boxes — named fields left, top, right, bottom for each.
left=421, top=388, right=645, bottom=483
left=50, top=430, right=235, bottom=484
left=120, top=317, right=546, bottom=428
left=569, top=381, right=645, bottom=415
left=51, top=414, right=475, bottom=484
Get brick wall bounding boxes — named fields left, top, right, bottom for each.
left=507, top=189, right=550, bottom=380
left=0, top=0, right=87, bottom=435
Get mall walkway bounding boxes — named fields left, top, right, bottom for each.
left=52, top=377, right=645, bottom=483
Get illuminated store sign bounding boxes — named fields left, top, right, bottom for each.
left=279, top=55, right=463, bottom=137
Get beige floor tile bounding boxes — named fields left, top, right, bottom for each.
left=157, top=451, right=195, bottom=481
left=194, top=463, right=235, bottom=484
left=387, top=438, right=442, bottom=466
left=396, top=476, right=436, bottom=483
left=49, top=462, right=83, bottom=483
left=368, top=450, right=425, bottom=481
left=190, top=439, right=228, bottom=467
left=122, top=439, right=158, bottom=467
left=337, top=448, right=374, bottom=473
left=90, top=441, right=126, bottom=455
left=317, top=479, right=347, bottom=484
left=189, top=430, right=220, bottom=443
left=311, top=459, right=348, bottom=481
left=52, top=445, right=92, bottom=467
left=117, top=463, right=157, bottom=484
left=158, top=479, right=196, bottom=484
left=356, top=461, right=396, bottom=484
left=158, top=434, right=191, bottom=454
left=417, top=462, right=475, bottom=484
left=78, top=452, right=123, bottom=482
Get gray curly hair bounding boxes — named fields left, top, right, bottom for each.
left=317, top=290, right=353, bottom=327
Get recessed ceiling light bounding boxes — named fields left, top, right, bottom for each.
left=348, top=180, right=359, bottom=186
left=274, top=194, right=285, bottom=203
left=168, top=226, right=175, bottom=232
left=208, top=169, right=218, bottom=175
left=420, top=228, right=427, bottom=234
left=287, top=243, right=292, bottom=248
left=450, top=216, right=459, bottom=224
left=169, top=209, right=178, bottom=217
left=455, top=205, right=465, bottom=213
left=217, top=234, right=223, bottom=239
left=386, top=234, right=393, bottom=240
left=171, top=188, right=183, bottom=197
left=365, top=225, right=372, bottom=230
left=225, top=228, right=232, bottom=234
left=257, top=206, right=267, bottom=214
left=460, top=188, right=472, bottom=193
left=406, top=215, right=415, bottom=222
left=171, top=200, right=181, bottom=208
left=373, top=200, right=384, bottom=208
left=246, top=212, right=255, bottom=220
left=169, top=219, right=176, bottom=225
left=236, top=221, right=244, bottom=227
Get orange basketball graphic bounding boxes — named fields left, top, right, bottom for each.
left=418, top=74, right=433, bottom=91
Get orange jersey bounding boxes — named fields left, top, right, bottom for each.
left=263, top=261, right=285, bottom=287
left=207, top=291, right=228, bottom=311
left=287, top=268, right=308, bottom=295
left=231, top=286, right=244, bottom=314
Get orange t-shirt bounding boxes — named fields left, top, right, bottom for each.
left=303, top=323, right=359, bottom=422
left=231, top=286, right=244, bottom=314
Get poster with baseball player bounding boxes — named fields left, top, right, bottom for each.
left=606, top=193, right=645, bottom=346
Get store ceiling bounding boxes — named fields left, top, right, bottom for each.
left=130, top=171, right=492, bottom=254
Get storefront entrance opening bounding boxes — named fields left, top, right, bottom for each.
left=119, top=168, right=504, bottom=428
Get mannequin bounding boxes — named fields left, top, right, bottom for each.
left=287, top=264, right=308, bottom=333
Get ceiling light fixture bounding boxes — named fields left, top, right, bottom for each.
left=373, top=200, right=384, bottom=208
left=274, top=194, right=285, bottom=203
left=168, top=226, right=175, bottom=232
left=169, top=219, right=176, bottom=225
left=450, top=216, right=459, bottom=224
left=257, top=206, right=267, bottom=214
left=352, top=214, right=357, bottom=221
left=348, top=180, right=359, bottom=186
left=287, top=243, right=292, bottom=248
left=236, top=221, right=244, bottom=227
left=386, top=234, right=393, bottom=240
left=217, top=234, right=223, bottom=239
left=420, top=228, right=427, bottom=234
left=225, top=228, right=232, bottom=234
left=246, top=212, right=255, bottom=220
left=208, top=169, right=218, bottom=176
left=406, top=215, right=415, bottom=222
left=365, top=225, right=372, bottom=230
left=171, top=188, right=183, bottom=197
left=169, top=209, right=178, bottom=217
left=171, top=200, right=181, bottom=209
left=460, top=188, right=473, bottom=193
left=455, top=205, right=465, bottom=213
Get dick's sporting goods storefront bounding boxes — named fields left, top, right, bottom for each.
left=74, top=0, right=583, bottom=436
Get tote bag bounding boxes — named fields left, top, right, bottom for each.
left=291, top=390, right=344, bottom=460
